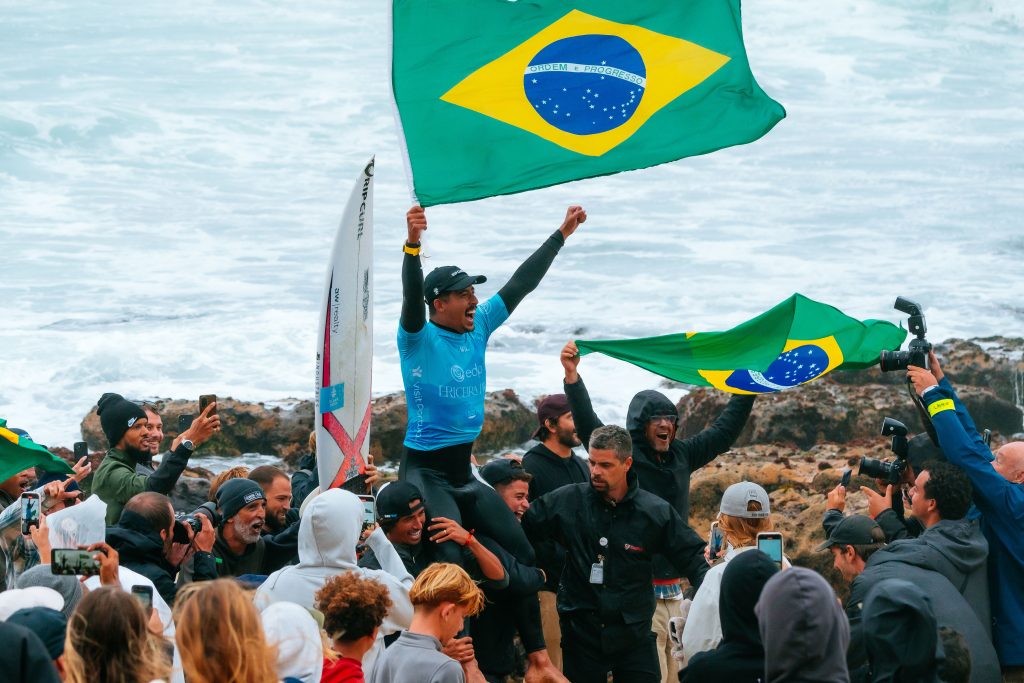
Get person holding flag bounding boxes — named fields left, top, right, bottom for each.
left=398, top=204, right=585, bottom=567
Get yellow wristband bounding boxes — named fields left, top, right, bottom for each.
left=927, top=398, right=955, bottom=417
left=403, top=243, right=420, bottom=256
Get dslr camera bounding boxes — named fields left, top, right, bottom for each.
left=859, top=417, right=909, bottom=485
left=172, top=501, right=220, bottom=543
left=879, top=296, right=931, bottom=372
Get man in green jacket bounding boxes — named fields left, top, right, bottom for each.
left=92, top=393, right=219, bottom=524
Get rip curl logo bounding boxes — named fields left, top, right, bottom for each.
left=450, top=363, right=483, bottom=383
left=624, top=543, right=644, bottom=553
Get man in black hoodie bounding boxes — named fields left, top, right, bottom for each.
left=560, top=341, right=754, bottom=681
left=106, top=491, right=217, bottom=605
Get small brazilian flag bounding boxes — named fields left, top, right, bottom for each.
left=576, top=295, right=907, bottom=394
left=0, top=418, right=74, bottom=483
left=392, top=0, right=785, bottom=206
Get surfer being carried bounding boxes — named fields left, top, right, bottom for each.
left=398, top=204, right=586, bottom=566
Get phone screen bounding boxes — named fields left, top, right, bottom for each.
left=709, top=521, right=723, bottom=560
left=51, top=549, right=100, bottom=576
left=132, top=586, right=153, bottom=610
left=357, top=495, right=375, bottom=529
left=21, top=493, right=40, bottom=535
left=841, top=469, right=852, bottom=487
left=199, top=394, right=217, bottom=415
left=757, top=534, right=784, bottom=568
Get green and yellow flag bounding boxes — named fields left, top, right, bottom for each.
left=576, top=295, right=907, bottom=394
left=0, top=418, right=73, bottom=483
left=392, top=0, right=785, bottom=206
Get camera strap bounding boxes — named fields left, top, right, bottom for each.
left=906, top=380, right=940, bottom=447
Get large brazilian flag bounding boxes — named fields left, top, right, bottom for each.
left=576, top=295, right=907, bottom=394
left=392, top=0, right=785, bottom=206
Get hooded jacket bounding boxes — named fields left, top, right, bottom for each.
left=866, top=519, right=990, bottom=637
left=262, top=602, right=325, bottom=683
left=755, top=567, right=850, bottom=683
left=256, top=489, right=414, bottom=676
left=107, top=510, right=217, bottom=605
left=522, top=468, right=708, bottom=653
left=861, top=579, right=940, bottom=683
left=681, top=549, right=778, bottom=683
left=566, top=377, right=754, bottom=580
left=93, top=445, right=192, bottom=525
left=849, top=550, right=1000, bottom=683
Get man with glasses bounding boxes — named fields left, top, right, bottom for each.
left=559, top=341, right=755, bottom=683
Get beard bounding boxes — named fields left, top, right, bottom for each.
left=232, top=516, right=263, bottom=544
left=123, top=443, right=152, bottom=464
left=556, top=426, right=581, bottom=449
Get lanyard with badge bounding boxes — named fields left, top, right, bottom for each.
left=590, top=536, right=608, bottom=584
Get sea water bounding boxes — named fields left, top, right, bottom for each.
left=2, top=0, right=1022, bottom=451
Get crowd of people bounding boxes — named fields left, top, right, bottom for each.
left=0, top=204, right=1021, bottom=683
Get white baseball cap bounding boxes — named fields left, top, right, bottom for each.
left=719, top=481, right=770, bottom=518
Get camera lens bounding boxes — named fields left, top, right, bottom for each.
left=878, top=350, right=910, bottom=373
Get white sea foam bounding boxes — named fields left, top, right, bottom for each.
left=1, top=0, right=1021, bottom=451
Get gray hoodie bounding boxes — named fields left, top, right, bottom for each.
left=755, top=567, right=850, bottom=683
left=256, top=489, right=414, bottom=676
left=867, top=519, right=990, bottom=637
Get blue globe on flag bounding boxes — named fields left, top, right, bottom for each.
left=524, top=34, right=647, bottom=136
left=725, top=344, right=831, bottom=393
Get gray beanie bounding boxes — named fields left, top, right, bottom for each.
left=16, top=564, right=83, bottom=618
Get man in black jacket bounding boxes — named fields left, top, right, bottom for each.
left=523, top=425, right=709, bottom=683
left=559, top=341, right=754, bottom=681
left=107, top=491, right=216, bottom=605
left=521, top=393, right=588, bottom=670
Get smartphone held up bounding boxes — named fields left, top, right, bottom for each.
left=20, top=492, right=40, bottom=535
left=51, top=549, right=101, bottom=577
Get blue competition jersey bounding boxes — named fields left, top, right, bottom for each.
left=398, top=294, right=509, bottom=450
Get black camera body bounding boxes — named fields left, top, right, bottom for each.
left=172, top=502, right=221, bottom=543
left=879, top=297, right=932, bottom=372
left=859, top=417, right=910, bottom=485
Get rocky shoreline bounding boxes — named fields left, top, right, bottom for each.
left=54, top=337, right=1022, bottom=582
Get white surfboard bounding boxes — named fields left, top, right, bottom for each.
left=314, top=158, right=374, bottom=491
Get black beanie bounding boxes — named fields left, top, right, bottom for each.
left=97, top=393, right=147, bottom=448
left=216, top=478, right=266, bottom=522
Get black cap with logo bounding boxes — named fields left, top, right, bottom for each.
left=423, top=266, right=487, bottom=303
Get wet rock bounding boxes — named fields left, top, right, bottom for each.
left=677, top=378, right=1022, bottom=450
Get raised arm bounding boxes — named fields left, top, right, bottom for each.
left=401, top=206, right=427, bottom=333
left=678, top=394, right=755, bottom=470
left=562, top=341, right=603, bottom=451
left=496, top=206, right=585, bottom=313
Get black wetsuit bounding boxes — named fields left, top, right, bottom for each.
left=397, top=231, right=566, bottom=566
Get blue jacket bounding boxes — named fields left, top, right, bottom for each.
left=923, top=378, right=1024, bottom=665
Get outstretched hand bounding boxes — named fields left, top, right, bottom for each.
left=826, top=484, right=847, bottom=512
left=407, top=205, right=427, bottom=245
left=561, top=340, right=581, bottom=384
left=558, top=205, right=586, bottom=239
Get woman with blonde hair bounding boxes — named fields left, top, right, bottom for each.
left=681, top=481, right=786, bottom=664
left=63, top=586, right=169, bottom=683
left=174, top=578, right=278, bottom=683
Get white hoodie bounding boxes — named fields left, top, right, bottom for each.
left=256, top=489, right=414, bottom=674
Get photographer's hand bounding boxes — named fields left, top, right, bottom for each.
left=907, top=365, right=937, bottom=396
left=30, top=513, right=52, bottom=564
left=194, top=513, right=216, bottom=553
left=860, top=484, right=893, bottom=519
left=927, top=350, right=944, bottom=381
left=826, top=484, right=847, bottom=512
